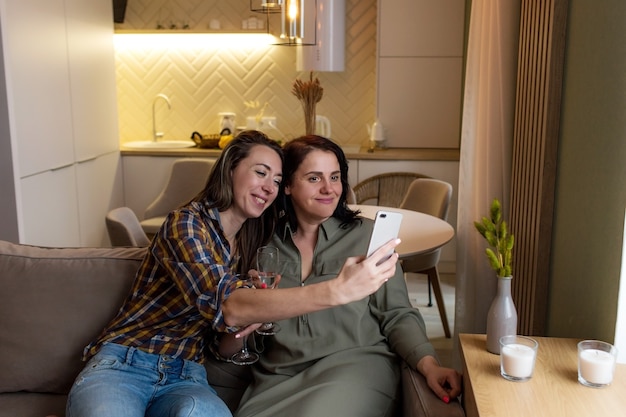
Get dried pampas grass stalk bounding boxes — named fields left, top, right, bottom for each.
left=292, top=72, right=324, bottom=135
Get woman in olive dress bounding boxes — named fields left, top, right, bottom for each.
left=234, top=136, right=462, bottom=417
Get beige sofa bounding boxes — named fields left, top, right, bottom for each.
left=0, top=240, right=464, bottom=417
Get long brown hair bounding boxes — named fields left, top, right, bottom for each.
left=193, top=130, right=283, bottom=272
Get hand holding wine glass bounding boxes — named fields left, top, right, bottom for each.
left=256, top=246, right=281, bottom=335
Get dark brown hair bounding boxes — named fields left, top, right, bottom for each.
left=279, top=135, right=359, bottom=232
left=193, top=130, right=284, bottom=272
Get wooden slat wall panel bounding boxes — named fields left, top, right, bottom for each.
left=510, top=0, right=568, bottom=335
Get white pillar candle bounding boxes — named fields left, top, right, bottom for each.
left=579, top=349, right=616, bottom=385
left=501, top=344, right=536, bottom=378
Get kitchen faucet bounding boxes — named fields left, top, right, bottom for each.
left=152, top=94, right=171, bottom=141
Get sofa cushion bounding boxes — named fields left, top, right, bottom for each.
left=204, top=356, right=252, bottom=412
left=0, top=392, right=67, bottom=417
left=0, top=241, right=146, bottom=394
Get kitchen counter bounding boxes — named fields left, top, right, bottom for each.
left=120, top=146, right=460, bottom=161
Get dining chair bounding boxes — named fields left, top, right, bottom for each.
left=140, top=159, right=215, bottom=237
left=352, top=172, right=430, bottom=207
left=347, top=186, right=357, bottom=204
left=399, top=178, right=453, bottom=338
left=105, top=207, right=150, bottom=247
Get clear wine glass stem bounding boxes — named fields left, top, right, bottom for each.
left=231, top=333, right=259, bottom=365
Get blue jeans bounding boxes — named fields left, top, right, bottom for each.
left=66, top=343, right=231, bottom=417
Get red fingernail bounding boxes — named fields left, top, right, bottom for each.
left=443, top=396, right=450, bottom=404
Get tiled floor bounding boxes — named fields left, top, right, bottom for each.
left=405, top=272, right=456, bottom=368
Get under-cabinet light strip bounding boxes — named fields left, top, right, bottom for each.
left=113, top=33, right=278, bottom=50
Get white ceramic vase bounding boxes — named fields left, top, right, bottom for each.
left=486, top=275, right=518, bottom=354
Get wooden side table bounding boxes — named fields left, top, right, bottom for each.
left=459, top=333, right=626, bottom=417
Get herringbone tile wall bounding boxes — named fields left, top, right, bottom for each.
left=114, top=0, right=377, bottom=148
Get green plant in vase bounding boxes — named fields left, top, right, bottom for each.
left=474, top=198, right=517, bottom=354
left=474, top=198, right=514, bottom=277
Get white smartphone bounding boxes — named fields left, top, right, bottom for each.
left=366, top=210, right=403, bottom=259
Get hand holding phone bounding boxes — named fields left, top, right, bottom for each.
left=366, top=210, right=403, bottom=260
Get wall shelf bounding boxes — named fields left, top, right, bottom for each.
left=114, top=30, right=269, bottom=34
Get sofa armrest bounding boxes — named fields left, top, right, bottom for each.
left=401, top=363, right=465, bottom=417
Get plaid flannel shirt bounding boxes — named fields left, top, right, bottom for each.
left=84, top=202, right=246, bottom=363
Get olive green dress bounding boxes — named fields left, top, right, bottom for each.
left=235, top=216, right=437, bottom=417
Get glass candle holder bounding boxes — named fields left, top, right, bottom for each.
left=499, top=335, right=539, bottom=382
left=578, top=340, right=618, bottom=388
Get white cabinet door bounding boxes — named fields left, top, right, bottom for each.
left=377, top=0, right=465, bottom=149
left=65, top=0, right=120, bottom=161
left=379, top=0, right=465, bottom=57
left=0, top=0, right=121, bottom=246
left=1, top=0, right=74, bottom=177
left=19, top=151, right=122, bottom=248
left=378, top=57, right=463, bottom=148
left=20, top=165, right=80, bottom=247
left=76, top=152, right=124, bottom=247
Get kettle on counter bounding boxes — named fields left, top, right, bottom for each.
left=218, top=112, right=236, bottom=136
left=367, top=119, right=387, bottom=149
left=315, top=115, right=331, bottom=138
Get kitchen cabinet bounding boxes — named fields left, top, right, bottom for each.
left=377, top=0, right=465, bottom=149
left=20, top=165, right=80, bottom=247
left=66, top=0, right=120, bottom=160
left=20, top=154, right=121, bottom=247
left=76, top=152, right=125, bottom=246
left=0, top=0, right=122, bottom=246
left=19, top=153, right=122, bottom=249
left=2, top=0, right=75, bottom=177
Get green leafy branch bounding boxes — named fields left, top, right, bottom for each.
left=474, top=198, right=514, bottom=277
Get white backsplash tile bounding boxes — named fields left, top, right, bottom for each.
left=114, top=0, right=377, bottom=148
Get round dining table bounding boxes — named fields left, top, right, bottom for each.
left=350, top=204, right=454, bottom=258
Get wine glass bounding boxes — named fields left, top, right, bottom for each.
left=256, top=246, right=281, bottom=336
left=231, top=274, right=260, bottom=365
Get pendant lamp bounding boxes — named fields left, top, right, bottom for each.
left=251, top=0, right=315, bottom=45
left=250, top=0, right=282, bottom=13
left=251, top=0, right=345, bottom=71
left=277, top=0, right=315, bottom=46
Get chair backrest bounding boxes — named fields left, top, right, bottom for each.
left=144, top=159, right=215, bottom=219
left=346, top=186, right=357, bottom=204
left=106, top=207, right=151, bottom=247
left=399, top=178, right=453, bottom=220
left=353, top=172, right=430, bottom=207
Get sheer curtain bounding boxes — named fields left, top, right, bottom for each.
left=453, top=0, right=520, bottom=366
